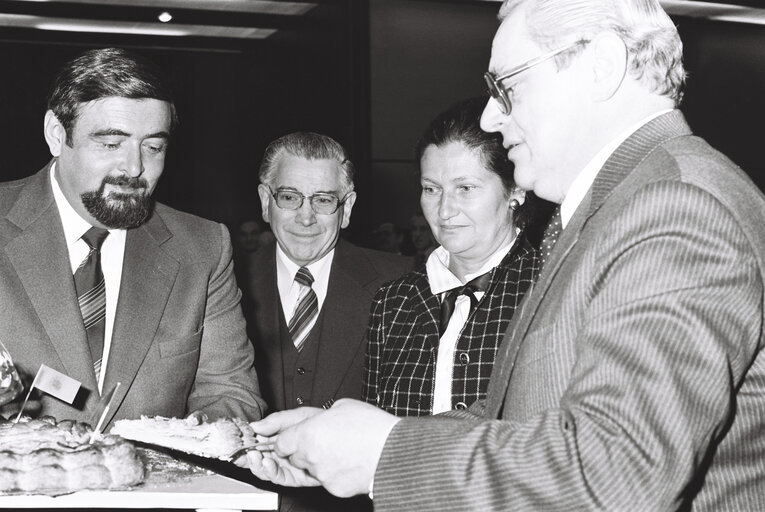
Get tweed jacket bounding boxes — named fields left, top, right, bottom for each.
left=373, top=111, right=765, bottom=511
left=0, top=162, right=265, bottom=429
left=363, top=236, right=538, bottom=416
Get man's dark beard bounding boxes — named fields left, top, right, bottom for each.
left=81, top=175, right=154, bottom=229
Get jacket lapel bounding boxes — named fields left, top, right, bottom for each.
left=4, top=165, right=98, bottom=392
left=312, top=240, right=376, bottom=400
left=251, top=244, right=286, bottom=410
left=100, top=212, right=179, bottom=425
left=486, top=110, right=693, bottom=417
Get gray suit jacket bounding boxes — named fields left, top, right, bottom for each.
left=0, top=162, right=265, bottom=429
left=373, top=111, right=765, bottom=511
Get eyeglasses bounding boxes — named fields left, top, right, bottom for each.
left=269, top=187, right=349, bottom=215
left=484, top=39, right=589, bottom=116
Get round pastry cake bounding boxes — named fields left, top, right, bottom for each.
left=0, top=416, right=145, bottom=494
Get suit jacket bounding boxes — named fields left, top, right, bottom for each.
left=246, top=238, right=411, bottom=512
left=247, top=238, right=412, bottom=412
left=363, top=236, right=538, bottom=416
left=373, top=111, right=765, bottom=511
left=0, top=162, right=265, bottom=429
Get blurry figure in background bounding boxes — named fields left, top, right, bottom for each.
left=372, top=221, right=404, bottom=254
left=247, top=131, right=412, bottom=512
left=233, top=218, right=266, bottom=326
left=408, top=212, right=437, bottom=267
left=0, top=47, right=264, bottom=426
left=237, top=219, right=264, bottom=254
left=363, top=96, right=539, bottom=416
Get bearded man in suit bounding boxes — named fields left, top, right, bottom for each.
left=246, top=131, right=411, bottom=512
left=0, top=48, right=265, bottom=428
left=239, top=0, right=765, bottom=510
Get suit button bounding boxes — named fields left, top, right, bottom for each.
left=459, top=352, right=470, bottom=365
left=296, top=397, right=304, bottom=406
left=297, top=367, right=305, bottom=375
left=454, top=402, right=467, bottom=410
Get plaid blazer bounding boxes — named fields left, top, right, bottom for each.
left=363, top=236, right=539, bottom=416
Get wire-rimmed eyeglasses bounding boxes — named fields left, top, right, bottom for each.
left=484, top=39, right=589, bottom=116
left=269, top=187, right=349, bottom=215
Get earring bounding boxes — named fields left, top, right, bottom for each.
left=510, top=198, right=521, bottom=211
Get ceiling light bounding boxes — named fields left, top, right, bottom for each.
left=158, top=11, right=172, bottom=23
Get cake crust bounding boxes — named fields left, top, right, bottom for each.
left=111, top=415, right=257, bottom=460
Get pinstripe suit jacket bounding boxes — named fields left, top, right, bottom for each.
left=372, top=111, right=765, bottom=511
left=363, top=237, right=538, bottom=416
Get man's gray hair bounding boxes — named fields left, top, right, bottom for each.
left=259, top=132, right=355, bottom=193
left=499, top=0, right=686, bottom=105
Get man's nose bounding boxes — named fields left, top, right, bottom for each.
left=123, top=144, right=144, bottom=177
left=295, top=199, right=317, bottom=225
left=480, top=98, right=505, bottom=133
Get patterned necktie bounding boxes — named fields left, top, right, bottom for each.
left=538, top=206, right=562, bottom=271
left=439, top=270, right=493, bottom=336
left=288, top=267, right=318, bottom=352
left=74, top=227, right=109, bottom=385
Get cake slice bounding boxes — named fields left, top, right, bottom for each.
left=111, top=415, right=258, bottom=460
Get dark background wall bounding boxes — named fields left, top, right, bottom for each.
left=0, top=0, right=763, bottom=248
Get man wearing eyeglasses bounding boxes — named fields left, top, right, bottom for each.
left=240, top=0, right=765, bottom=510
left=246, top=131, right=411, bottom=512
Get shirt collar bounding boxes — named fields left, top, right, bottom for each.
left=275, top=243, right=335, bottom=290
left=50, top=161, right=99, bottom=244
left=427, top=227, right=519, bottom=296
left=560, top=108, right=674, bottom=228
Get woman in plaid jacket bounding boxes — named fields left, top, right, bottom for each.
left=363, top=97, right=540, bottom=416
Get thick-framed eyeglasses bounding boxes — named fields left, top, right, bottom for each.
left=484, top=39, right=589, bottom=116
left=269, top=187, right=349, bottom=215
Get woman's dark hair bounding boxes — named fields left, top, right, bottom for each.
left=47, top=47, right=178, bottom=146
left=415, top=96, right=536, bottom=230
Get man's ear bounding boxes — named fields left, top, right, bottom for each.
left=43, top=110, right=66, bottom=157
left=589, top=32, right=628, bottom=102
left=340, top=191, right=357, bottom=229
left=257, top=184, right=272, bottom=223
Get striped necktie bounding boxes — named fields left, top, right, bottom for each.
left=74, top=227, right=109, bottom=387
left=288, top=267, right=318, bottom=352
left=538, top=206, right=562, bottom=272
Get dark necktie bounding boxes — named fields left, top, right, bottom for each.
left=288, top=267, right=318, bottom=352
left=74, top=227, right=109, bottom=385
left=538, top=206, right=562, bottom=271
left=439, top=270, right=493, bottom=336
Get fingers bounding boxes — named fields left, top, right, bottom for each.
left=184, top=410, right=209, bottom=425
left=249, top=407, right=322, bottom=436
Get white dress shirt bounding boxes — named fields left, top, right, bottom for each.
left=50, top=163, right=126, bottom=392
left=427, top=230, right=518, bottom=414
left=560, top=109, right=674, bottom=228
left=276, top=244, right=334, bottom=337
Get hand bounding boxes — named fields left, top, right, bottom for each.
left=262, top=399, right=401, bottom=498
left=184, top=410, right=209, bottom=425
left=240, top=407, right=323, bottom=483
left=239, top=445, right=322, bottom=487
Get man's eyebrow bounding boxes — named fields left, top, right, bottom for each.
left=145, top=131, right=171, bottom=140
left=90, top=129, right=130, bottom=138
left=89, top=129, right=170, bottom=139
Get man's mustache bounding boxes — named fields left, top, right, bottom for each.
left=103, top=175, right=148, bottom=190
